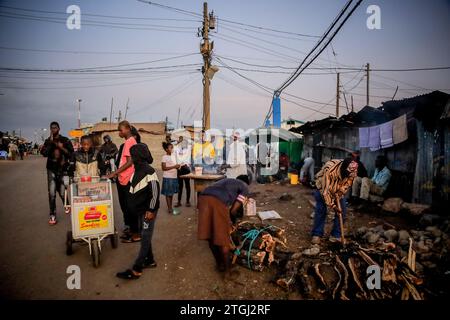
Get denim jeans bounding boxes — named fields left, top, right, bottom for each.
left=133, top=215, right=156, bottom=272
left=311, top=189, right=346, bottom=238
left=47, top=170, right=69, bottom=215
left=117, top=181, right=131, bottom=229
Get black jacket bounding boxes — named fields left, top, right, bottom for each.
left=40, top=135, right=74, bottom=174
left=128, top=173, right=160, bottom=216
left=71, top=148, right=105, bottom=176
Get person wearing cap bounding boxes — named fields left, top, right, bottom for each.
left=100, top=134, right=118, bottom=175
left=226, top=132, right=248, bottom=179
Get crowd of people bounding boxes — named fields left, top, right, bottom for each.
left=38, top=120, right=393, bottom=281
left=0, top=137, right=33, bottom=160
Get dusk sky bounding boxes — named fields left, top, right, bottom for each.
left=0, top=0, right=449, bottom=141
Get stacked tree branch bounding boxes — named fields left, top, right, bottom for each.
left=274, top=241, right=425, bottom=300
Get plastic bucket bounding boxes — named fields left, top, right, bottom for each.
left=290, top=174, right=299, bottom=185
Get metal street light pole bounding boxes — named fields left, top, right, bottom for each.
left=77, top=99, right=82, bottom=129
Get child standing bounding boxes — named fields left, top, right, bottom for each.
left=116, top=143, right=160, bottom=280
left=72, top=135, right=104, bottom=178
left=161, top=142, right=180, bottom=214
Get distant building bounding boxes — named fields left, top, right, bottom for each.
left=281, top=118, right=305, bottom=131
left=89, top=122, right=166, bottom=169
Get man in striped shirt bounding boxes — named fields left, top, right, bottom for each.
left=311, top=158, right=359, bottom=244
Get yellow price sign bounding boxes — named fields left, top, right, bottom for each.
left=78, top=205, right=109, bottom=231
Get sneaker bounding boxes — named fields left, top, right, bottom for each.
left=48, top=215, right=57, bottom=225
left=64, top=206, right=71, bottom=214
left=143, top=259, right=157, bottom=269
left=329, top=236, right=341, bottom=243
left=311, top=236, right=321, bottom=245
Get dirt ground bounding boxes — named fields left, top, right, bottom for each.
left=0, top=156, right=421, bottom=300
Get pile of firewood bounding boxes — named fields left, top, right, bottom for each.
left=274, top=240, right=425, bottom=300
left=230, top=221, right=287, bottom=272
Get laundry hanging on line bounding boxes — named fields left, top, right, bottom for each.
left=358, top=114, right=408, bottom=150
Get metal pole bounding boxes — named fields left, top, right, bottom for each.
left=77, top=99, right=82, bottom=129
left=109, top=97, right=114, bottom=126
left=336, top=72, right=340, bottom=117
left=366, top=63, right=370, bottom=106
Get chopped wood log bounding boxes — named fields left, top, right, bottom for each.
left=313, top=263, right=328, bottom=294
left=399, top=274, right=423, bottom=300
left=235, top=249, right=266, bottom=271
left=382, top=257, right=397, bottom=284
left=348, top=257, right=367, bottom=299
left=332, top=265, right=342, bottom=300
left=357, top=249, right=379, bottom=267
left=335, top=255, right=349, bottom=300
left=275, top=254, right=301, bottom=291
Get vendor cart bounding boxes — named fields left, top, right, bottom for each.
left=66, top=176, right=119, bottom=267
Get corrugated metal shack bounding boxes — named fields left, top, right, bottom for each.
left=290, top=91, right=450, bottom=208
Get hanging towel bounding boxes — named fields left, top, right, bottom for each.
left=359, top=127, right=369, bottom=148
left=392, top=114, right=408, bottom=144
left=368, top=125, right=381, bottom=151
left=380, top=120, right=394, bottom=148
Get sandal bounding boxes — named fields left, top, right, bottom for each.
left=121, top=235, right=141, bottom=243
left=116, top=269, right=141, bottom=280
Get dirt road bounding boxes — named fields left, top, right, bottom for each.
left=0, top=156, right=289, bottom=299
left=0, top=156, right=412, bottom=300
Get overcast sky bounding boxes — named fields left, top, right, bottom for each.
left=0, top=0, right=449, bottom=141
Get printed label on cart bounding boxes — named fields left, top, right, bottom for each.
left=78, top=205, right=109, bottom=230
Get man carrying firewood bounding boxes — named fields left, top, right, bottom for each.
left=311, top=157, right=359, bottom=245
left=197, top=175, right=250, bottom=280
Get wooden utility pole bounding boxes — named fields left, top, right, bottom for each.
left=176, top=107, right=181, bottom=129
left=336, top=72, right=340, bottom=117
left=200, top=2, right=213, bottom=130
left=109, top=97, right=114, bottom=125
left=124, top=98, right=130, bottom=120
left=351, top=95, right=354, bottom=113
left=366, top=63, right=370, bottom=106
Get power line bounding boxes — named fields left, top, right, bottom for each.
left=216, top=21, right=317, bottom=43
left=0, top=4, right=201, bottom=22
left=0, top=72, right=197, bottom=90
left=213, top=60, right=357, bottom=76
left=0, top=12, right=196, bottom=33
left=218, top=17, right=322, bottom=39
left=262, top=0, right=361, bottom=125
left=0, top=46, right=196, bottom=56
left=277, top=0, right=362, bottom=93
left=128, top=75, right=200, bottom=116
left=0, top=63, right=201, bottom=73
left=136, top=0, right=201, bottom=18
left=211, top=33, right=299, bottom=62
left=216, top=58, right=332, bottom=115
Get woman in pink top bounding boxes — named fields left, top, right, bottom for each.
left=106, top=121, right=139, bottom=242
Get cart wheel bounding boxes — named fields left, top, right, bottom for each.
left=111, top=228, right=119, bottom=249
left=92, top=240, right=100, bottom=268
left=66, top=231, right=73, bottom=256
